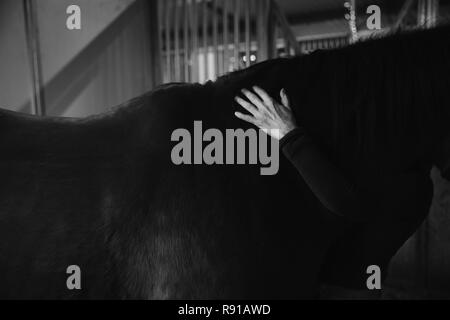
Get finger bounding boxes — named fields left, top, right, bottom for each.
left=241, top=89, right=267, bottom=112
left=234, top=96, right=259, bottom=117
left=280, top=88, right=291, bottom=109
left=252, top=86, right=273, bottom=107
left=234, top=112, right=259, bottom=127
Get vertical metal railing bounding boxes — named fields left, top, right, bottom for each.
left=417, top=0, right=439, bottom=28
left=23, top=0, right=46, bottom=116
left=159, top=0, right=300, bottom=84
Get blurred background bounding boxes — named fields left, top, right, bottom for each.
left=1, top=0, right=450, bottom=298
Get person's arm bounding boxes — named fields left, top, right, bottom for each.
left=234, top=86, right=373, bottom=221
left=279, top=127, right=369, bottom=220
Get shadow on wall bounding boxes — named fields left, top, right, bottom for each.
left=20, top=0, right=159, bottom=117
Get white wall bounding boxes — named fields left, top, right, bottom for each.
left=37, top=0, right=134, bottom=85
left=0, top=0, right=32, bottom=112
left=0, top=0, right=158, bottom=117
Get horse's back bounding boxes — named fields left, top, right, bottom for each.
left=0, top=107, right=137, bottom=298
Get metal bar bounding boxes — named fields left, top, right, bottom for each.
left=212, top=0, right=219, bottom=79
left=418, top=0, right=425, bottom=26
left=418, top=0, right=439, bottom=28
left=257, top=0, right=269, bottom=62
left=429, top=0, right=439, bottom=28
left=223, top=0, right=229, bottom=73
left=184, top=0, right=189, bottom=82
left=149, top=0, right=162, bottom=87
left=245, top=0, right=251, bottom=67
left=165, top=0, right=171, bottom=82
left=150, top=1, right=161, bottom=86
left=266, top=1, right=276, bottom=59
left=23, top=0, right=46, bottom=116
left=192, top=0, right=198, bottom=82
left=174, top=0, right=181, bottom=81
left=202, top=0, right=208, bottom=82
left=233, top=0, right=240, bottom=70
left=157, top=0, right=164, bottom=83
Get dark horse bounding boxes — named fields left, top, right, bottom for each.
left=0, top=24, right=449, bottom=299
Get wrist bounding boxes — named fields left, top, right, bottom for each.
left=280, top=125, right=298, bottom=140
left=279, top=126, right=307, bottom=149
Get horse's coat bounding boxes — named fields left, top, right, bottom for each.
left=0, top=24, right=450, bottom=299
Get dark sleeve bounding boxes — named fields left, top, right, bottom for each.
left=280, top=127, right=371, bottom=221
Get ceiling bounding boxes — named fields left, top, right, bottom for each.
left=277, top=0, right=450, bottom=19
left=277, top=0, right=397, bottom=16
left=276, top=0, right=403, bottom=24
left=274, top=0, right=409, bottom=39
left=277, top=0, right=352, bottom=16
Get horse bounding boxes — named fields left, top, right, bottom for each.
left=0, top=23, right=449, bottom=299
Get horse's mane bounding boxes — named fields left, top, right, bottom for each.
left=329, top=23, right=450, bottom=153
left=216, top=23, right=450, bottom=166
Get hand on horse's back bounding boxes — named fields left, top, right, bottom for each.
left=234, top=86, right=298, bottom=140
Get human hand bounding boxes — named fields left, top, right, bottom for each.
left=234, top=86, right=297, bottom=140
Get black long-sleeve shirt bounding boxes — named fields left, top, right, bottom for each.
left=280, top=127, right=433, bottom=287
left=280, top=127, right=371, bottom=221
left=279, top=127, right=432, bottom=222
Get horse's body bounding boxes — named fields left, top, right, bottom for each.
left=0, top=25, right=449, bottom=299
left=0, top=86, right=328, bottom=299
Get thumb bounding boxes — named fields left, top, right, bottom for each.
left=280, top=88, right=290, bottom=109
